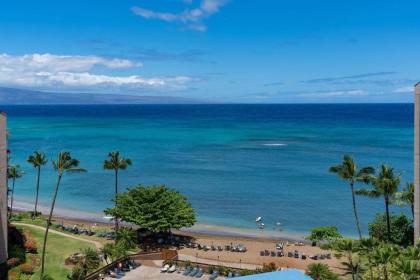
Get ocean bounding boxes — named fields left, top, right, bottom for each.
left=1, top=104, right=413, bottom=238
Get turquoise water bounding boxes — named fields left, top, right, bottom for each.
left=2, top=104, right=413, bottom=237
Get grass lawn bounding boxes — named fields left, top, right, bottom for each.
left=17, top=225, right=95, bottom=280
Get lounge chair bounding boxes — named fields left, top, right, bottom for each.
left=211, top=245, right=216, bottom=251
left=287, top=252, right=293, bottom=257
left=195, top=268, right=204, bottom=278
left=183, top=267, right=192, bottom=275
left=168, top=265, right=177, bottom=273
left=209, top=270, right=218, bottom=280
left=264, top=250, right=269, bottom=256
left=260, top=251, right=264, bottom=256
left=217, top=246, right=223, bottom=251
left=161, top=264, right=170, bottom=272
left=189, top=267, right=199, bottom=277
left=271, top=251, right=276, bottom=257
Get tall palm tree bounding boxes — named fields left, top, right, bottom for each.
left=393, top=182, right=414, bottom=219
left=329, top=155, right=374, bottom=239
left=7, top=165, right=24, bottom=219
left=40, top=152, right=86, bottom=278
left=356, top=165, right=401, bottom=242
left=27, top=151, right=48, bottom=220
left=103, top=151, right=132, bottom=233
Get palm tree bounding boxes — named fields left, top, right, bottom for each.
left=332, top=238, right=361, bottom=280
left=306, top=263, right=335, bottom=280
left=356, top=165, right=401, bottom=242
left=40, top=152, right=86, bottom=278
left=27, top=151, right=48, bottom=220
left=393, top=182, right=414, bottom=219
left=7, top=165, right=24, bottom=219
left=372, top=243, right=400, bottom=280
left=103, top=151, right=132, bottom=233
left=359, top=237, right=380, bottom=280
left=329, top=155, right=374, bottom=239
left=116, top=227, right=137, bottom=249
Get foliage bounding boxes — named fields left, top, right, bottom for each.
left=332, top=238, right=362, bottom=279
left=116, top=227, right=137, bottom=249
left=329, top=155, right=374, bottom=239
left=67, top=266, right=86, bottom=280
left=19, top=263, right=35, bottom=274
left=23, top=239, right=37, bottom=253
left=8, top=244, right=26, bottom=261
left=101, top=242, right=128, bottom=262
left=306, top=226, right=342, bottom=244
left=368, top=213, right=413, bottom=247
left=7, top=257, right=23, bottom=268
left=393, top=182, right=415, bottom=218
left=105, top=185, right=196, bottom=233
left=306, top=263, right=338, bottom=280
left=40, top=151, right=86, bottom=278
left=356, top=165, right=401, bottom=241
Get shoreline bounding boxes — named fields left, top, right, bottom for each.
left=13, top=200, right=307, bottom=242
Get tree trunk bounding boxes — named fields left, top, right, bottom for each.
left=411, top=204, right=414, bottom=220
left=383, top=265, right=388, bottom=280
left=9, top=178, right=15, bottom=219
left=114, top=169, right=119, bottom=235
left=385, top=196, right=391, bottom=242
left=33, top=167, right=41, bottom=220
left=40, top=175, right=62, bottom=278
left=350, top=183, right=362, bottom=239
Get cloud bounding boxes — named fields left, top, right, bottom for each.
left=302, top=72, right=396, bottom=84
left=132, top=0, right=228, bottom=31
left=0, top=53, right=194, bottom=92
left=393, top=86, right=414, bottom=93
left=298, top=89, right=368, bottom=98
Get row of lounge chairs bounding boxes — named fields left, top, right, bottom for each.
left=260, top=250, right=284, bottom=257
left=286, top=250, right=332, bottom=260
left=186, top=243, right=247, bottom=253
left=183, top=266, right=205, bottom=278
left=53, top=224, right=96, bottom=236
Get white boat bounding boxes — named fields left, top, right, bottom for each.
left=259, top=223, right=265, bottom=229
left=255, top=216, right=262, bottom=222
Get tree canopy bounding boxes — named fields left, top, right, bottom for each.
left=104, top=185, right=196, bottom=233
left=306, top=226, right=342, bottom=244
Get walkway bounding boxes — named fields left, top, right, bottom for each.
left=178, top=253, right=260, bottom=270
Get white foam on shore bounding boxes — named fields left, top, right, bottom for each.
left=13, top=199, right=306, bottom=241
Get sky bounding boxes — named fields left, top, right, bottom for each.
left=0, top=0, right=419, bottom=103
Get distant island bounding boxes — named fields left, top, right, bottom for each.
left=0, top=87, right=205, bottom=105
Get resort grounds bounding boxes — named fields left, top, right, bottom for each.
left=8, top=210, right=344, bottom=279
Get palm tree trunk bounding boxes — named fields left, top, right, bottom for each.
left=9, top=178, right=15, bottom=219
left=40, top=175, right=62, bottom=278
left=385, top=196, right=391, bottom=242
left=33, top=167, right=41, bottom=220
left=411, top=204, right=414, bottom=220
left=114, top=169, right=119, bottom=235
left=350, top=183, right=362, bottom=239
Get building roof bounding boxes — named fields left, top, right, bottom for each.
left=237, top=269, right=312, bottom=280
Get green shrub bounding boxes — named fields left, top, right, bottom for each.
left=8, top=244, right=26, bottom=261
left=368, top=213, right=413, bottom=246
left=19, top=263, right=35, bottom=274
left=7, top=257, right=23, bottom=268
left=306, top=263, right=338, bottom=280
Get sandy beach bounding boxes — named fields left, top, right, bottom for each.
left=13, top=200, right=343, bottom=274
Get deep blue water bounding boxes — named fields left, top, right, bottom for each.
left=1, top=104, right=414, bottom=236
